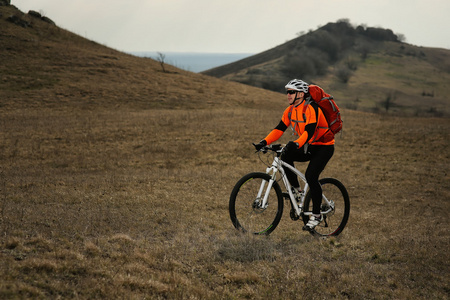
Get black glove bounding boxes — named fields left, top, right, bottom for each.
left=285, top=141, right=299, bottom=152
left=253, top=140, right=267, bottom=151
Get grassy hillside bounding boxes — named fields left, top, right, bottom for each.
left=0, top=5, right=282, bottom=112
left=1, top=5, right=449, bottom=299
left=203, top=20, right=450, bottom=118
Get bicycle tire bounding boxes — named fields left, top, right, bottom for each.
left=229, top=172, right=284, bottom=235
left=302, top=178, right=350, bottom=236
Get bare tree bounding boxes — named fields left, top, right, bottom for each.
left=156, top=52, right=167, bottom=73
left=382, top=92, right=396, bottom=113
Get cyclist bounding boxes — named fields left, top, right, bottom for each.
left=253, top=79, right=335, bottom=231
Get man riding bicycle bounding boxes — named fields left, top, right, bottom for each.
left=254, top=79, right=335, bottom=231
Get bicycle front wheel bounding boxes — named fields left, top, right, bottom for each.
left=229, top=172, right=283, bottom=235
left=302, top=178, right=350, bottom=236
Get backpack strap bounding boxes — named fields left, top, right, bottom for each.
left=288, top=105, right=299, bottom=136
left=302, top=100, right=330, bottom=151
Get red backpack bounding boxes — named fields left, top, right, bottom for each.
left=306, top=85, right=343, bottom=135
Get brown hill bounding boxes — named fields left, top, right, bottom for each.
left=0, top=5, right=283, bottom=112
left=203, top=20, right=450, bottom=117
left=1, top=5, right=449, bottom=299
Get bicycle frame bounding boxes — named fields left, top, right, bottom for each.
left=258, top=152, right=334, bottom=218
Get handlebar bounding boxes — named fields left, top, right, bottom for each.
left=257, top=144, right=284, bottom=154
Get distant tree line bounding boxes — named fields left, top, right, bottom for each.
left=280, top=19, right=403, bottom=85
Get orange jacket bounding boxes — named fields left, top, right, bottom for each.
left=264, top=101, right=334, bottom=148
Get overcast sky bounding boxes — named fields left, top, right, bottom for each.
left=13, top=0, right=450, bottom=54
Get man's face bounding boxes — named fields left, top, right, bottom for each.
left=286, top=89, right=303, bottom=105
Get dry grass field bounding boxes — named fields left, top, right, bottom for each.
left=1, top=5, right=450, bottom=299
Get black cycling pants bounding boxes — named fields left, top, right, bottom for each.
left=281, top=144, right=334, bottom=214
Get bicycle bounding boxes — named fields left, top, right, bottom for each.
left=229, top=144, right=350, bottom=237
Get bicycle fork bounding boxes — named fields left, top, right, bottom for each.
left=256, top=169, right=276, bottom=209
left=259, top=160, right=305, bottom=217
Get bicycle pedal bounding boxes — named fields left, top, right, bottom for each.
left=302, top=225, right=315, bottom=233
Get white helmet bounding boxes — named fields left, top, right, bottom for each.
left=285, top=79, right=309, bottom=93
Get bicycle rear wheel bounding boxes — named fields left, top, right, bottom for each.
left=302, top=178, right=350, bottom=236
left=229, top=172, right=283, bottom=235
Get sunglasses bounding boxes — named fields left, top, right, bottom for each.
left=286, top=90, right=297, bottom=95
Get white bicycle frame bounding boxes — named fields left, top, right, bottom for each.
left=257, top=153, right=334, bottom=218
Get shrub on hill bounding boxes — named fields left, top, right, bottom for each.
left=282, top=49, right=328, bottom=79
left=359, top=26, right=398, bottom=42
left=305, top=29, right=341, bottom=62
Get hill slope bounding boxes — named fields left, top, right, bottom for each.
left=0, top=5, right=283, bottom=111
left=1, top=5, right=449, bottom=299
left=203, top=20, right=450, bottom=117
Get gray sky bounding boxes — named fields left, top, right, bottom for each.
left=13, top=0, right=450, bottom=53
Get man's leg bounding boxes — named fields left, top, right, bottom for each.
left=281, top=146, right=309, bottom=188
left=305, top=145, right=334, bottom=214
